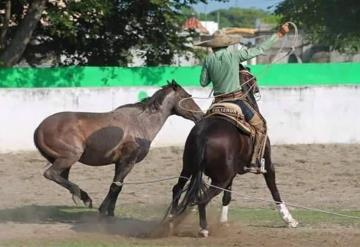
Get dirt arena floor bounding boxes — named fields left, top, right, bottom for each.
left=0, top=144, right=359, bottom=246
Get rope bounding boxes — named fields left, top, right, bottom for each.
left=270, top=21, right=299, bottom=63
left=118, top=175, right=360, bottom=220
left=205, top=183, right=360, bottom=220
left=178, top=22, right=299, bottom=113
left=146, top=22, right=360, bottom=221
left=178, top=74, right=258, bottom=113
left=120, top=176, right=185, bottom=185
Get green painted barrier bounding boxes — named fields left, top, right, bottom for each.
left=251, top=63, right=360, bottom=86
left=0, top=63, right=359, bottom=88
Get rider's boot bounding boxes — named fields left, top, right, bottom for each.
left=244, top=132, right=267, bottom=174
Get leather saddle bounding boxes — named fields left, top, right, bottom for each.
left=205, top=102, right=255, bottom=136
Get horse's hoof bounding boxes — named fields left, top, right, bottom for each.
left=72, top=194, right=82, bottom=206
left=198, top=229, right=209, bottom=238
left=98, top=205, right=108, bottom=216
left=167, top=214, right=175, bottom=226
left=288, top=219, right=299, bottom=228
left=168, top=222, right=175, bottom=236
left=84, top=199, right=93, bottom=208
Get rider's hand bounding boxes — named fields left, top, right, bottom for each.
left=277, top=23, right=290, bottom=38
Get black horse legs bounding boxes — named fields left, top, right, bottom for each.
left=262, top=146, right=299, bottom=227
left=262, top=145, right=282, bottom=204
left=263, top=168, right=282, bottom=204
left=198, top=180, right=230, bottom=237
left=43, top=157, right=92, bottom=208
left=220, top=180, right=233, bottom=224
left=99, top=160, right=135, bottom=216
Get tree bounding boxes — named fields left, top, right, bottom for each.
left=0, top=0, right=222, bottom=67
left=275, top=0, right=360, bottom=52
left=0, top=0, right=47, bottom=67
left=199, top=7, right=277, bottom=28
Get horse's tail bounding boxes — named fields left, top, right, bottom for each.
left=174, top=138, right=208, bottom=216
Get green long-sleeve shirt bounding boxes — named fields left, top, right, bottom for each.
left=200, top=34, right=279, bottom=95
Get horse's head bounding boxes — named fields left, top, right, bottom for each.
left=165, top=80, right=204, bottom=123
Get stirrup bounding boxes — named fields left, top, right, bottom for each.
left=260, top=158, right=267, bottom=174
left=244, top=166, right=260, bottom=174
left=244, top=158, right=267, bottom=174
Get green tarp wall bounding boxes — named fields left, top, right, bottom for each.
left=1, top=63, right=360, bottom=88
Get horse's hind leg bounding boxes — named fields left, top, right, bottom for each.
left=262, top=142, right=298, bottom=227
left=60, top=167, right=92, bottom=208
left=220, top=180, right=233, bottom=224
left=198, top=180, right=230, bottom=237
left=44, top=157, right=92, bottom=208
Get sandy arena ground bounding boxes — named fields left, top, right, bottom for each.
left=0, top=144, right=359, bottom=246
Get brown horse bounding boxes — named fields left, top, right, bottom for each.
left=34, top=81, right=203, bottom=216
left=168, top=68, right=298, bottom=237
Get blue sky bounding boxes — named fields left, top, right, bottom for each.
left=193, top=0, right=284, bottom=13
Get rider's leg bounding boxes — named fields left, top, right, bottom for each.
left=248, top=111, right=267, bottom=170
left=235, top=100, right=267, bottom=173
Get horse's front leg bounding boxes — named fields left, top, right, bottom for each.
left=99, top=160, right=135, bottom=216
left=263, top=142, right=298, bottom=228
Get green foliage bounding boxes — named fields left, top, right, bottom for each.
left=275, top=0, right=360, bottom=51
left=198, top=7, right=276, bottom=28
left=1, top=0, right=220, bottom=66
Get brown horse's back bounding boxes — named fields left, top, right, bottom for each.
left=34, top=111, right=126, bottom=165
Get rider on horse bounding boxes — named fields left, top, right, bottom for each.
left=197, top=23, right=290, bottom=174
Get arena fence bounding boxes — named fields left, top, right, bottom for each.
left=1, top=63, right=360, bottom=88
left=1, top=63, right=360, bottom=151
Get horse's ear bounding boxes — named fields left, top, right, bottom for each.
left=170, top=79, right=179, bottom=90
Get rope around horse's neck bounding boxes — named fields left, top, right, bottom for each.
left=178, top=22, right=299, bottom=114
left=178, top=73, right=258, bottom=113
left=119, top=175, right=360, bottom=220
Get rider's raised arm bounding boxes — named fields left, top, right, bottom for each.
left=234, top=23, right=290, bottom=63
left=234, top=33, right=279, bottom=63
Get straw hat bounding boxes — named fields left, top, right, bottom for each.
left=194, top=30, right=241, bottom=48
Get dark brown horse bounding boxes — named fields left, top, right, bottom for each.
left=168, top=69, right=298, bottom=237
left=34, top=81, right=203, bottom=216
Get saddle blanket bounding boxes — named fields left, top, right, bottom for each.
left=205, top=102, right=254, bottom=135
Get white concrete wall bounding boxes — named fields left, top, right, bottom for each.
left=0, top=86, right=359, bottom=152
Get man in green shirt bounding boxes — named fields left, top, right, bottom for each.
left=197, top=23, right=290, bottom=174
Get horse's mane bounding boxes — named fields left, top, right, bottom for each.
left=116, top=81, right=180, bottom=112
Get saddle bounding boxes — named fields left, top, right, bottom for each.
left=205, top=102, right=255, bottom=136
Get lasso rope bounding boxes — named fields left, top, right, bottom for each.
left=119, top=175, right=360, bottom=220
left=123, top=22, right=360, bottom=221
left=178, top=22, right=299, bottom=113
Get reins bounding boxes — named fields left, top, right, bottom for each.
left=178, top=22, right=299, bottom=113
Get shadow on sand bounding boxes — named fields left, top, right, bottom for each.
left=0, top=205, right=168, bottom=237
